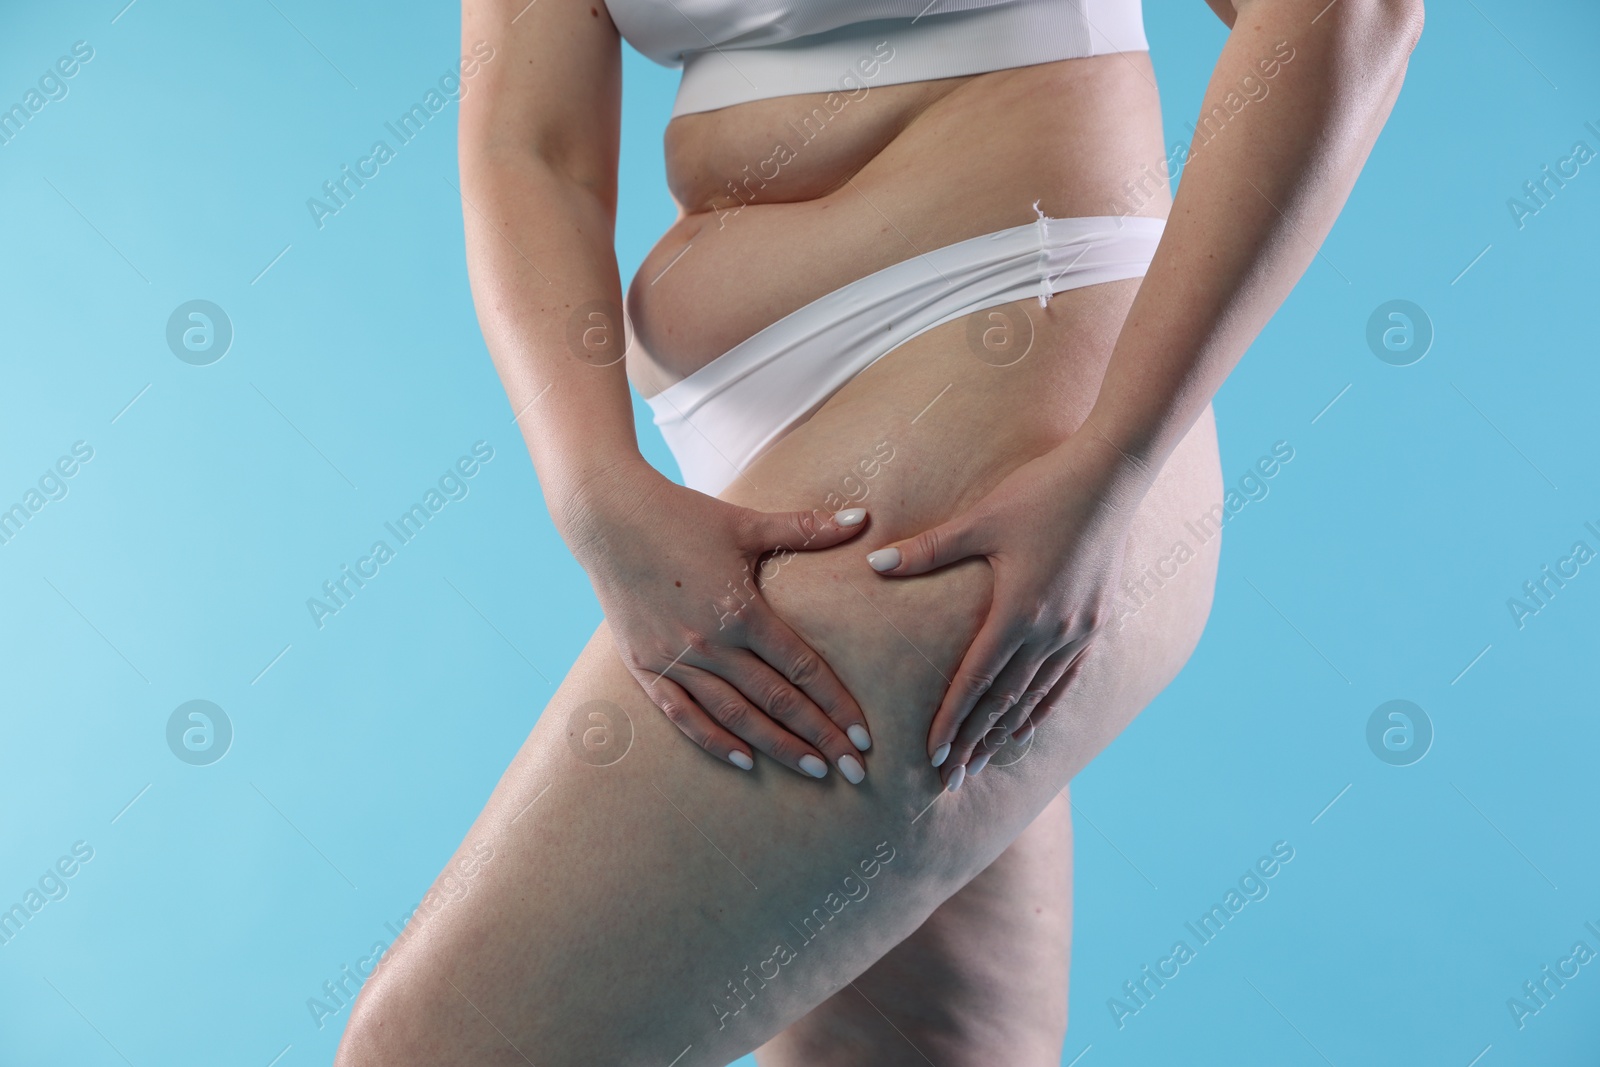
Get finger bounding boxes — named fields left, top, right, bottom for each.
left=993, top=640, right=1082, bottom=740
left=673, top=665, right=838, bottom=780
left=745, top=608, right=873, bottom=754
left=1001, top=643, right=1077, bottom=736
left=928, top=619, right=1026, bottom=773
left=865, top=513, right=986, bottom=578
left=1014, top=642, right=1092, bottom=740
left=950, top=640, right=1061, bottom=773
left=740, top=506, right=869, bottom=555
left=630, top=668, right=754, bottom=771
left=714, top=650, right=868, bottom=784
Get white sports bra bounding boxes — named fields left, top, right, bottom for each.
left=603, top=0, right=1148, bottom=117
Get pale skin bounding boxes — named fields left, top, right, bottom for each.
left=334, top=0, right=1422, bottom=1063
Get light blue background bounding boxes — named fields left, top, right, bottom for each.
left=2, top=1, right=1596, bottom=1064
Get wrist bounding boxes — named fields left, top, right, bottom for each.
left=1064, top=415, right=1163, bottom=511
left=546, top=453, right=666, bottom=548
left=1073, top=394, right=1197, bottom=472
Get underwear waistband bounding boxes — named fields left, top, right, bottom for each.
left=644, top=211, right=1166, bottom=496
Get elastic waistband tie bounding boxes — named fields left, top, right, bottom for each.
left=1032, top=199, right=1052, bottom=308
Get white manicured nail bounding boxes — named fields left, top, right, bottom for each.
left=867, top=548, right=901, bottom=572
left=946, top=765, right=966, bottom=792
left=967, top=750, right=993, bottom=777
left=838, top=754, right=865, bottom=784
left=799, top=754, right=828, bottom=779
left=834, top=508, right=866, bottom=527
left=848, top=724, right=872, bottom=751
left=729, top=751, right=754, bottom=771
left=931, top=743, right=950, bottom=768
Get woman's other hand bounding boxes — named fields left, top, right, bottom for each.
left=864, top=426, right=1151, bottom=789
left=564, top=461, right=874, bottom=783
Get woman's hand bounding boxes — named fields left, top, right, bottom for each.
left=863, top=427, right=1152, bottom=789
left=562, top=460, right=874, bottom=783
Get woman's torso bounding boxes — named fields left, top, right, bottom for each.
left=624, top=40, right=1173, bottom=398
left=616, top=8, right=1223, bottom=632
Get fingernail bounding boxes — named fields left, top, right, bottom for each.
left=967, top=750, right=993, bottom=777
left=930, top=743, right=950, bottom=768
left=799, top=754, right=828, bottom=779
left=867, top=548, right=900, bottom=572
left=838, top=754, right=865, bottom=784
left=946, top=765, right=966, bottom=792
left=847, top=724, right=872, bottom=751
left=834, top=508, right=866, bottom=527
left=1015, top=723, right=1035, bottom=744
left=729, top=751, right=754, bottom=771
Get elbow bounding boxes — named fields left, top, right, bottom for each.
left=459, top=131, right=619, bottom=217
left=1338, top=0, right=1425, bottom=57
left=1383, top=0, right=1425, bottom=53
left=1278, top=0, right=1422, bottom=84
left=1234, top=0, right=1423, bottom=59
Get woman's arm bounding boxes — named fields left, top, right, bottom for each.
left=1082, top=0, right=1424, bottom=472
left=867, top=0, right=1425, bottom=784
left=459, top=0, right=876, bottom=782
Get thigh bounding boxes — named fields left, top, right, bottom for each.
left=335, top=310, right=1221, bottom=1067
left=756, top=788, right=1074, bottom=1067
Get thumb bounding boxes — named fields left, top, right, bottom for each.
left=866, top=514, right=984, bottom=577
left=742, top=506, right=870, bottom=553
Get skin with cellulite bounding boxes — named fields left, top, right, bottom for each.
left=335, top=0, right=1422, bottom=1062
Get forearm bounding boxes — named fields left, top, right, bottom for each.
left=460, top=145, right=657, bottom=536
left=1081, top=0, right=1424, bottom=483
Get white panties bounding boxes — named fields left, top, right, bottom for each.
left=643, top=210, right=1166, bottom=496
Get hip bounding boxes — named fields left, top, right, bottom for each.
left=627, top=50, right=1172, bottom=397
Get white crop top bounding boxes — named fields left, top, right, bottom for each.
left=603, top=0, right=1148, bottom=117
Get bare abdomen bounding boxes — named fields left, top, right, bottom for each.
left=626, top=52, right=1172, bottom=397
